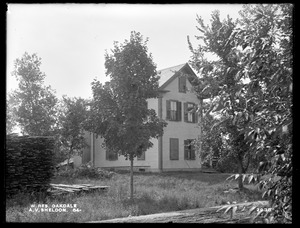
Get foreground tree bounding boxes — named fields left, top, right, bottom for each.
left=189, top=4, right=292, bottom=223
left=11, top=52, right=58, bottom=136
left=58, top=96, right=89, bottom=168
left=188, top=10, right=253, bottom=189
left=86, top=31, right=167, bottom=199
left=235, top=4, right=293, bottom=223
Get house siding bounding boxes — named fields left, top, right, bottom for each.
left=82, top=63, right=201, bottom=172
left=92, top=136, right=159, bottom=171
left=161, top=75, right=201, bottom=171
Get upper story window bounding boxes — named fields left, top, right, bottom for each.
left=187, top=103, right=194, bottom=122
left=170, top=101, right=177, bottom=120
left=166, top=100, right=182, bottom=121
left=184, top=102, right=198, bottom=123
left=178, top=76, right=186, bottom=93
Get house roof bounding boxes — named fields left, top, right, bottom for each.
left=158, top=63, right=186, bottom=87
left=157, top=63, right=198, bottom=89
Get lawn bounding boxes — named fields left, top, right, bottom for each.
left=6, top=171, right=264, bottom=223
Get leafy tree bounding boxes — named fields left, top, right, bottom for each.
left=235, top=4, right=293, bottom=223
left=58, top=96, right=89, bottom=167
left=188, top=10, right=253, bottom=189
left=11, top=52, right=58, bottom=136
left=189, top=4, right=292, bottom=223
left=6, top=92, right=18, bottom=134
left=195, top=100, right=223, bottom=167
left=85, top=31, right=167, bottom=199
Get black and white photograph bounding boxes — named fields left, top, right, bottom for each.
left=6, top=3, right=293, bottom=223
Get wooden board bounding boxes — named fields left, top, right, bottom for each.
left=48, top=183, right=109, bottom=195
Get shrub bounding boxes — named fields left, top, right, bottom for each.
left=56, top=162, right=115, bottom=179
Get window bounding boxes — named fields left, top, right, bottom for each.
left=170, top=101, right=177, bottom=120
left=170, top=138, right=179, bottom=160
left=178, top=76, right=186, bottom=93
left=166, top=100, right=182, bottom=121
left=137, top=151, right=145, bottom=160
left=184, top=139, right=196, bottom=160
left=187, top=103, right=194, bottom=122
left=184, top=102, right=198, bottom=123
left=106, top=149, right=118, bottom=161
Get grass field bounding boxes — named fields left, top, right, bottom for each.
left=6, top=171, right=264, bottom=223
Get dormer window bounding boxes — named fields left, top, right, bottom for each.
left=178, top=76, right=186, bottom=93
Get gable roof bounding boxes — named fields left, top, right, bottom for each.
left=157, top=63, right=198, bottom=89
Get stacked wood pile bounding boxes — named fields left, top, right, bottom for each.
left=48, top=183, right=109, bottom=196
left=6, top=135, right=55, bottom=197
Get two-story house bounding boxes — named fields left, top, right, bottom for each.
left=82, top=63, right=202, bottom=172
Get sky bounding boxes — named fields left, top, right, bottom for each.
left=7, top=3, right=244, bottom=100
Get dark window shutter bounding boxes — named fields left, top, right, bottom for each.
left=114, top=152, right=118, bottom=160
left=184, top=140, right=188, bottom=160
left=170, top=138, right=179, bottom=160
left=166, top=100, right=170, bottom=120
left=194, top=110, right=198, bottom=124
left=177, top=101, right=182, bottom=121
left=184, top=102, right=188, bottom=122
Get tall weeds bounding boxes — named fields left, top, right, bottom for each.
left=6, top=172, right=263, bottom=222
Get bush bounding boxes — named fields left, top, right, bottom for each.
left=56, top=162, right=115, bottom=179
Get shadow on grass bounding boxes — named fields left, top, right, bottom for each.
left=121, top=193, right=191, bottom=216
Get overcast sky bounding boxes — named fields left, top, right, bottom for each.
left=7, top=3, right=244, bottom=100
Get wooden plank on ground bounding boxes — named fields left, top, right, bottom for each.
left=77, top=184, right=93, bottom=187
left=51, top=184, right=84, bottom=189
left=48, top=183, right=110, bottom=195
left=88, top=186, right=109, bottom=189
left=51, top=186, right=76, bottom=192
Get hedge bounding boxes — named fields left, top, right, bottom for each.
left=6, top=135, right=55, bottom=197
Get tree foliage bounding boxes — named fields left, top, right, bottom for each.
left=85, top=31, right=167, bottom=199
left=58, top=96, right=89, bottom=165
left=11, top=52, right=58, bottom=136
left=189, top=4, right=292, bottom=223
left=189, top=10, right=254, bottom=189
left=6, top=93, right=19, bottom=134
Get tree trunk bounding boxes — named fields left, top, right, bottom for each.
left=66, top=145, right=73, bottom=171
left=237, top=157, right=244, bottom=190
left=130, top=154, right=134, bottom=200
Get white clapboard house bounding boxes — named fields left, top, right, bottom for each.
left=82, top=63, right=202, bottom=172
